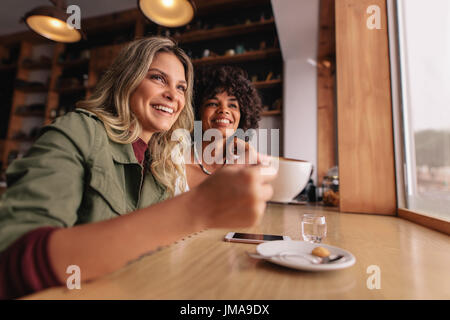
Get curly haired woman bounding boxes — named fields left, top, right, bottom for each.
left=185, top=65, right=266, bottom=189
left=0, top=39, right=275, bottom=299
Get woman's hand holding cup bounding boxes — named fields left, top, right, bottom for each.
left=192, top=164, right=277, bottom=229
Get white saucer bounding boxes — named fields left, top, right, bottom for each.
left=256, top=240, right=356, bottom=271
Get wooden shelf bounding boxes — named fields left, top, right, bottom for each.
left=0, top=63, right=17, bottom=72
left=82, top=8, right=139, bottom=34
left=253, top=79, right=282, bottom=89
left=55, top=85, right=87, bottom=94
left=261, top=110, right=281, bottom=116
left=175, top=18, right=275, bottom=44
left=15, top=85, right=49, bottom=93
left=14, top=111, right=45, bottom=118
left=59, top=58, right=89, bottom=69
left=192, top=48, right=281, bottom=66
left=21, top=61, right=52, bottom=70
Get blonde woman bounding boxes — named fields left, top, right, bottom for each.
left=0, top=37, right=275, bottom=299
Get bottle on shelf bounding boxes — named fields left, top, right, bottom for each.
left=322, top=166, right=340, bottom=207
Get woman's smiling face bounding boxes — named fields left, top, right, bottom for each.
left=201, top=90, right=241, bottom=137
left=129, top=51, right=187, bottom=142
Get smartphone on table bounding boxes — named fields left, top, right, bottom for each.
left=224, top=232, right=291, bottom=244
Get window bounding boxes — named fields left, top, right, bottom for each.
left=395, top=0, right=450, bottom=220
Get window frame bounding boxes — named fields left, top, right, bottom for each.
left=387, top=0, right=450, bottom=235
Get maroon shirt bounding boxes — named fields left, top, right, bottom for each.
left=0, top=138, right=148, bottom=299
left=131, top=137, right=148, bottom=164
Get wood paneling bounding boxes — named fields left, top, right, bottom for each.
left=335, top=0, right=397, bottom=214
left=317, top=0, right=336, bottom=185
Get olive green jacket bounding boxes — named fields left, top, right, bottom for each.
left=0, top=108, right=167, bottom=252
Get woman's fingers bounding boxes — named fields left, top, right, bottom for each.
left=259, top=183, right=274, bottom=202
left=256, top=152, right=273, bottom=166
left=225, top=137, right=270, bottom=166
left=195, top=164, right=276, bottom=229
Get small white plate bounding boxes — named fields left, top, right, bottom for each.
left=256, top=240, right=356, bottom=272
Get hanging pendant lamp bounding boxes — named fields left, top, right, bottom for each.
left=22, top=0, right=83, bottom=43
left=138, top=0, right=196, bottom=28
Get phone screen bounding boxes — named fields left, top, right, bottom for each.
left=233, top=233, right=284, bottom=241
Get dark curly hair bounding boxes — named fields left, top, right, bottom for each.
left=193, top=65, right=262, bottom=131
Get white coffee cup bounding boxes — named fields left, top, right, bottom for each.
left=267, top=157, right=313, bottom=203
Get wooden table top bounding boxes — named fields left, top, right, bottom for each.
left=23, top=203, right=450, bottom=299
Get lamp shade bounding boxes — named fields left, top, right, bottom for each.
left=138, top=0, right=195, bottom=27
left=23, top=4, right=82, bottom=43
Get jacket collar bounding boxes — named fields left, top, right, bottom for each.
left=109, top=139, right=139, bottom=164
left=75, top=108, right=140, bottom=165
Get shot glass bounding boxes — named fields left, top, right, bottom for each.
left=301, top=214, right=327, bottom=243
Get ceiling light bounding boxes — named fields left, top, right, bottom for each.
left=22, top=0, right=83, bottom=43
left=162, top=0, right=175, bottom=7
left=138, top=0, right=196, bottom=28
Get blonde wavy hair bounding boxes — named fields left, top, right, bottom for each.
left=76, top=37, right=194, bottom=196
